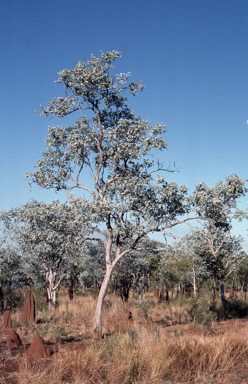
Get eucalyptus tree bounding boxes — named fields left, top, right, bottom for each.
left=175, top=234, right=209, bottom=296
left=26, top=50, right=246, bottom=337
left=1, top=196, right=91, bottom=308
left=185, top=224, right=244, bottom=307
left=159, top=245, right=191, bottom=298
left=191, top=174, right=247, bottom=229
left=0, top=245, right=26, bottom=310
left=190, top=174, right=247, bottom=303
left=235, top=252, right=248, bottom=299
left=0, top=218, right=28, bottom=309
left=0, top=246, right=25, bottom=289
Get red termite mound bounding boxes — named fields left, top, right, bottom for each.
left=3, top=310, right=12, bottom=328
left=26, top=336, right=51, bottom=358
left=124, top=309, right=133, bottom=325
left=22, top=289, right=35, bottom=323
left=7, top=330, right=22, bottom=348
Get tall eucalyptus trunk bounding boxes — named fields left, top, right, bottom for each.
left=93, top=264, right=113, bottom=338
left=93, top=232, right=115, bottom=339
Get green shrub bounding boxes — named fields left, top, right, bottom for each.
left=5, top=289, right=24, bottom=310
left=32, top=287, right=48, bottom=312
left=138, top=298, right=155, bottom=317
left=226, top=299, right=248, bottom=318
left=189, top=292, right=217, bottom=332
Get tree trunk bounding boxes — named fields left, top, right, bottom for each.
left=47, top=285, right=56, bottom=309
left=120, top=280, right=130, bottom=303
left=193, top=271, right=197, bottom=297
left=7, top=267, right=12, bottom=301
left=46, top=268, right=57, bottom=310
left=93, top=265, right=112, bottom=339
left=138, top=285, right=142, bottom=303
left=220, top=281, right=226, bottom=310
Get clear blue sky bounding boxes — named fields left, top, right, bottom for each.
left=1, top=0, right=247, bottom=250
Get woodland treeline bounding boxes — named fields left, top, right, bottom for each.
left=0, top=202, right=247, bottom=310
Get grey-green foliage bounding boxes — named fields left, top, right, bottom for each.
left=0, top=196, right=91, bottom=288
left=235, top=252, right=248, bottom=289
left=159, top=245, right=200, bottom=290
left=176, top=236, right=208, bottom=291
left=79, top=240, right=106, bottom=288
left=0, top=246, right=26, bottom=289
left=0, top=219, right=28, bottom=290
left=191, top=174, right=247, bottom=227
left=158, top=173, right=248, bottom=292
left=183, top=223, right=244, bottom=282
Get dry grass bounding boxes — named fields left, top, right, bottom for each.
left=18, top=330, right=248, bottom=384
left=4, top=290, right=248, bottom=383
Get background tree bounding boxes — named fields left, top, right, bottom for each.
left=159, top=245, right=192, bottom=299
left=0, top=245, right=26, bottom=310
left=185, top=223, right=244, bottom=308
left=1, top=197, right=90, bottom=308
left=0, top=217, right=28, bottom=310
left=27, top=51, right=247, bottom=337
left=235, top=252, right=248, bottom=300
left=162, top=248, right=194, bottom=297
left=175, top=236, right=207, bottom=296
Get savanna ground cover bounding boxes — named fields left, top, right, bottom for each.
left=1, top=288, right=248, bottom=384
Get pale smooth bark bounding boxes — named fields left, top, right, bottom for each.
left=192, top=266, right=197, bottom=296
left=93, top=265, right=113, bottom=338
left=93, top=231, right=122, bottom=338
left=93, top=213, right=116, bottom=338
left=46, top=267, right=62, bottom=309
